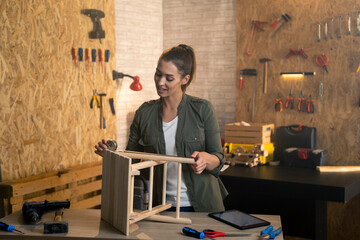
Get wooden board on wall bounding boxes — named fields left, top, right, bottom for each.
left=236, top=0, right=360, bottom=166
left=0, top=0, right=116, bottom=180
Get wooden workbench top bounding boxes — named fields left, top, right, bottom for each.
left=0, top=209, right=283, bottom=239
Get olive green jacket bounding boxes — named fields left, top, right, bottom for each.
left=126, top=94, right=228, bottom=212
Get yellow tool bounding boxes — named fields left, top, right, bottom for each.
left=356, top=63, right=360, bottom=72
left=90, top=90, right=100, bottom=109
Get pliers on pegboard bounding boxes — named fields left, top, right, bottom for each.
left=90, top=90, right=100, bottom=109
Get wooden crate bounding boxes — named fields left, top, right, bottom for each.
left=225, top=122, right=274, bottom=144
left=0, top=162, right=102, bottom=216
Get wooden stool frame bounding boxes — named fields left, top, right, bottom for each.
left=101, top=150, right=195, bottom=235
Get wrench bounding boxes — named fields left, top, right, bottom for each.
left=338, top=15, right=342, bottom=38
left=347, top=13, right=351, bottom=35
left=356, top=12, right=360, bottom=36
left=324, top=22, right=328, bottom=40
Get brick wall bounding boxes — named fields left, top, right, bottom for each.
left=114, top=0, right=236, bottom=149
left=163, top=0, right=237, bottom=137
left=114, top=0, right=163, bottom=149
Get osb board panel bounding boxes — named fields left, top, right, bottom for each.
left=236, top=0, right=360, bottom=165
left=0, top=0, right=116, bottom=181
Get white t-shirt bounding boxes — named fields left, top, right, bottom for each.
left=163, top=116, right=191, bottom=207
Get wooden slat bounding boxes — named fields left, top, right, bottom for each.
left=317, top=166, right=360, bottom=172
left=71, top=180, right=102, bottom=198
left=71, top=195, right=102, bottom=209
left=129, top=203, right=172, bottom=224
left=117, top=150, right=195, bottom=164
left=101, top=149, right=131, bottom=236
left=8, top=164, right=102, bottom=197
left=225, top=123, right=274, bottom=132
left=225, top=130, right=271, bottom=137
left=225, top=136, right=271, bottom=144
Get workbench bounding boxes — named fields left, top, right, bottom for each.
left=0, top=209, right=283, bottom=239
left=220, top=165, right=360, bottom=240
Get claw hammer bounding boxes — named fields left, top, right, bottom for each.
left=260, top=58, right=271, bottom=94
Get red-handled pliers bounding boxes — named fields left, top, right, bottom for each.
left=203, top=229, right=251, bottom=238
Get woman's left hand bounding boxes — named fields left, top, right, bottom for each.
left=191, top=151, right=220, bottom=174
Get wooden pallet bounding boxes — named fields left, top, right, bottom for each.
left=0, top=162, right=103, bottom=216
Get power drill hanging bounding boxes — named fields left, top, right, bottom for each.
left=81, top=9, right=105, bottom=43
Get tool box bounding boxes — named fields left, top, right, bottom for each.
left=283, top=148, right=327, bottom=169
left=225, top=122, right=274, bottom=145
left=274, top=125, right=316, bottom=163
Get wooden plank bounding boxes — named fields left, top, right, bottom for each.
left=225, top=130, right=271, bottom=138
left=71, top=195, right=101, bottom=209
left=71, top=180, right=102, bottom=198
left=11, top=189, right=72, bottom=205
left=131, top=160, right=165, bottom=171
left=117, top=151, right=195, bottom=164
left=129, top=203, right=172, bottom=224
left=225, top=123, right=274, bottom=132
left=317, top=166, right=360, bottom=172
left=146, top=214, right=192, bottom=224
left=9, top=164, right=102, bottom=197
left=101, top=150, right=131, bottom=236
left=225, top=136, right=271, bottom=144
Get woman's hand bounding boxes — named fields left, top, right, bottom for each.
left=94, top=139, right=109, bottom=157
left=190, top=151, right=220, bottom=174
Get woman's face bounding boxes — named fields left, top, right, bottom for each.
left=154, top=59, right=189, bottom=98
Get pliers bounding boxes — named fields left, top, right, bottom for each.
left=260, top=226, right=282, bottom=239
left=285, top=90, right=294, bottom=109
left=275, top=93, right=283, bottom=112
left=298, top=90, right=305, bottom=112
left=90, top=90, right=100, bottom=108
left=307, top=95, right=315, bottom=113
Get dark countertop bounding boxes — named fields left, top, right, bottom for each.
left=220, top=165, right=360, bottom=202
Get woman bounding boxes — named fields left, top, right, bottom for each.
left=95, top=44, right=228, bottom=212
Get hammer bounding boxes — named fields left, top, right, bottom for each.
left=44, top=208, right=68, bottom=234
left=259, top=58, right=271, bottom=94
left=98, top=93, right=107, bottom=129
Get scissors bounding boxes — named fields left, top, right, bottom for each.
left=259, top=226, right=282, bottom=240
left=203, top=229, right=251, bottom=238
left=316, top=54, right=329, bottom=73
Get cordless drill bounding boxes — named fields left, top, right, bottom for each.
left=81, top=9, right=105, bottom=41
left=22, top=200, right=70, bottom=223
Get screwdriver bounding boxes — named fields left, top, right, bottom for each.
left=0, top=221, right=24, bottom=234
left=78, top=48, right=84, bottom=77
left=85, top=48, right=90, bottom=71
left=182, top=227, right=205, bottom=239
left=99, top=49, right=103, bottom=73
left=71, top=47, right=77, bottom=68
left=92, top=49, right=96, bottom=75
left=105, top=49, right=110, bottom=80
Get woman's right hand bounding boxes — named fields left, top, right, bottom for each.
left=94, top=139, right=109, bottom=157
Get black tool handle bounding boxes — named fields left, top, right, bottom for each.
left=182, top=227, right=204, bottom=239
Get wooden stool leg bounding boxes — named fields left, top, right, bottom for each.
left=162, top=162, right=167, bottom=205
left=176, top=162, right=182, bottom=219
left=129, top=175, right=134, bottom=214
left=148, top=166, right=154, bottom=211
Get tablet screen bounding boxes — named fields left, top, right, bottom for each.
left=208, top=209, right=270, bottom=230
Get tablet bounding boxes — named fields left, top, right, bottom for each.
left=208, top=209, right=270, bottom=230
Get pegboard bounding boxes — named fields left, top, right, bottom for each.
left=236, top=0, right=360, bottom=166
